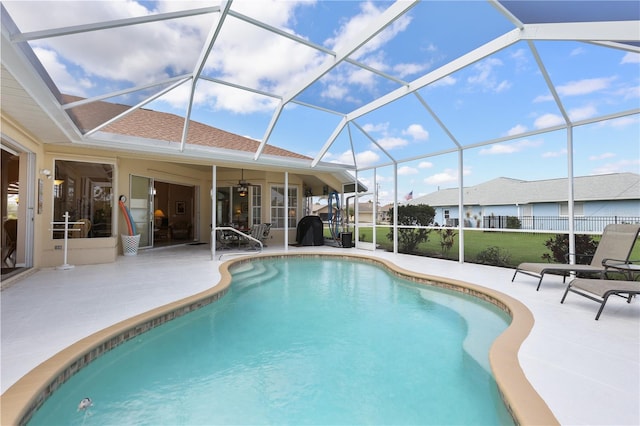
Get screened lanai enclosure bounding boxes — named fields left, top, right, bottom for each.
left=2, top=1, right=639, bottom=261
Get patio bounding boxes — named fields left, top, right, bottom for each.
left=1, top=244, right=638, bottom=425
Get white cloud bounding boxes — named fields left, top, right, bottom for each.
left=321, top=84, right=349, bottom=100
left=354, top=149, right=381, bottom=168
left=33, top=48, right=93, bottom=96
left=361, top=122, right=418, bottom=151
left=325, top=2, right=411, bottom=57
left=542, top=149, right=567, bottom=158
left=467, top=57, right=511, bottom=93
left=570, top=47, right=586, bottom=56
left=534, top=113, right=565, bottom=128
left=430, top=75, right=456, bottom=88
left=377, top=136, right=408, bottom=150
left=606, top=115, right=640, bottom=128
left=393, top=62, right=429, bottom=79
left=589, top=152, right=616, bottom=161
left=361, top=122, right=389, bottom=133
left=533, top=93, right=553, bottom=103
left=479, top=139, right=542, bottom=155
left=556, top=76, right=616, bottom=96
left=425, top=168, right=470, bottom=185
left=621, top=52, right=640, bottom=64
left=506, top=124, right=528, bottom=136
left=592, top=158, right=640, bottom=174
left=402, top=124, right=429, bottom=141
left=534, top=75, right=620, bottom=103
left=328, top=148, right=381, bottom=167
left=568, top=104, right=597, bottom=121
left=418, top=161, right=433, bottom=169
left=317, top=1, right=416, bottom=100
left=619, top=85, right=640, bottom=101
left=397, top=166, right=418, bottom=175
left=374, top=174, right=394, bottom=183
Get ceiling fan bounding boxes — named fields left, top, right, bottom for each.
left=236, top=169, right=253, bottom=197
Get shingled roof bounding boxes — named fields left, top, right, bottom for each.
left=409, top=173, right=640, bottom=206
left=62, top=95, right=309, bottom=160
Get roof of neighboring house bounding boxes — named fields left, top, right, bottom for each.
left=355, top=202, right=393, bottom=214
left=63, top=95, right=309, bottom=160
left=409, top=173, right=640, bottom=206
left=312, top=203, right=337, bottom=213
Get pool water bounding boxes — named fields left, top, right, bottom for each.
left=29, top=257, right=514, bottom=425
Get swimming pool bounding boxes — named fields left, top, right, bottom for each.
left=26, top=256, right=516, bottom=425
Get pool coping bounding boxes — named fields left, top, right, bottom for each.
left=1, top=252, right=558, bottom=425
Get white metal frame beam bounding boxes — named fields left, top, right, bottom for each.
left=520, top=21, right=640, bottom=42
left=312, top=28, right=521, bottom=166
left=181, top=1, right=232, bottom=151
left=11, top=7, right=219, bottom=42
left=255, top=0, right=419, bottom=161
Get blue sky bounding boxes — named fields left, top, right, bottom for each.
left=4, top=0, right=639, bottom=205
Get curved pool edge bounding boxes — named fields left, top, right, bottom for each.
left=1, top=252, right=558, bottom=426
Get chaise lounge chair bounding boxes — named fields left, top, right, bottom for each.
left=512, top=223, right=640, bottom=291
left=561, top=278, right=640, bottom=320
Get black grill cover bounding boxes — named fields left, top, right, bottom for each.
left=296, top=216, right=324, bottom=246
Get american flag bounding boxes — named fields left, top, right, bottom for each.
left=404, top=190, right=413, bottom=201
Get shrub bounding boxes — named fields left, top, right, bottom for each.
left=541, top=234, right=598, bottom=264
left=386, top=204, right=435, bottom=253
left=506, top=216, right=521, bottom=229
left=436, top=227, right=457, bottom=256
left=476, top=246, right=511, bottom=266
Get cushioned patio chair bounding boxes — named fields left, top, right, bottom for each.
left=71, top=218, right=92, bottom=238
left=244, top=224, right=266, bottom=250
left=561, top=278, right=640, bottom=320
left=512, top=223, right=640, bottom=291
left=260, top=223, right=271, bottom=246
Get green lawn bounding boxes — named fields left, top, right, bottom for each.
left=344, top=226, right=640, bottom=270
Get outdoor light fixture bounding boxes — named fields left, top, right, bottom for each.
left=237, top=186, right=248, bottom=197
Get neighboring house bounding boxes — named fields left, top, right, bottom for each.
left=408, top=173, right=640, bottom=232
left=355, top=202, right=392, bottom=224
left=311, top=201, right=390, bottom=225
left=312, top=203, right=338, bottom=222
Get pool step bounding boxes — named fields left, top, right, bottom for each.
left=231, top=262, right=280, bottom=288
left=418, top=287, right=507, bottom=375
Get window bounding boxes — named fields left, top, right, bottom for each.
left=560, top=202, right=584, bottom=216
left=251, top=186, right=262, bottom=226
left=53, top=160, right=113, bottom=238
left=270, top=185, right=298, bottom=228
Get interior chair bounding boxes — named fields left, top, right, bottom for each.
left=3, top=219, right=17, bottom=267
left=512, top=223, right=640, bottom=291
left=170, top=221, right=192, bottom=240
left=561, top=277, right=640, bottom=320
left=71, top=218, right=92, bottom=238
left=216, top=229, right=233, bottom=250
